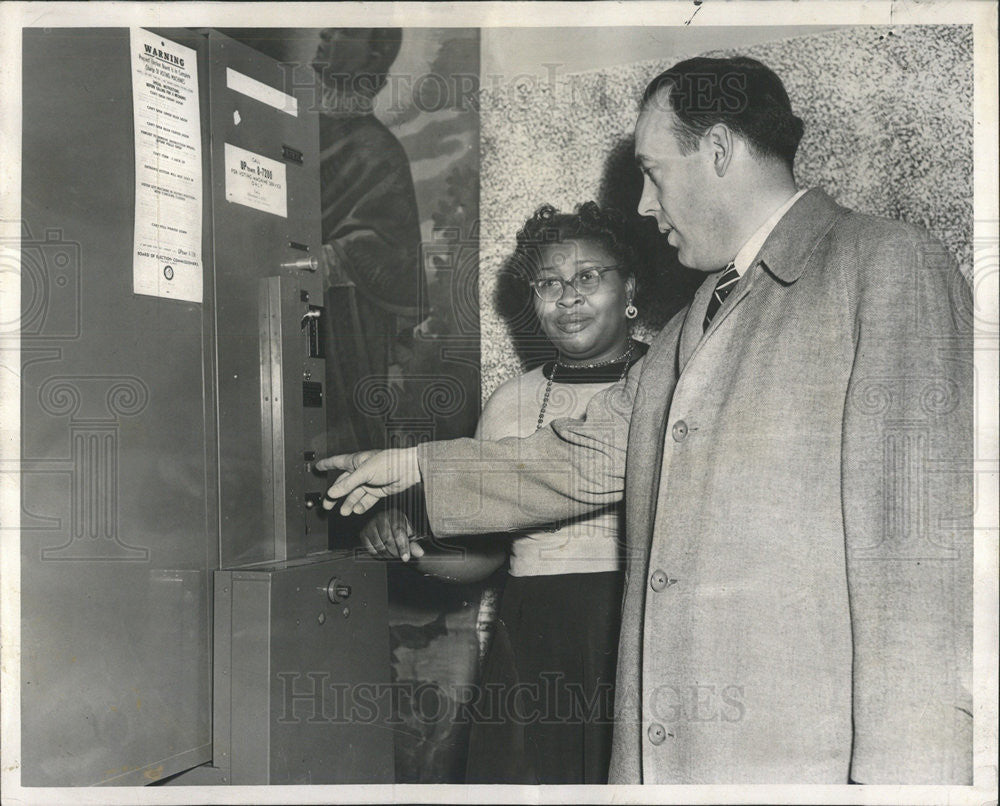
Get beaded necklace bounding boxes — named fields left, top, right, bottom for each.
left=535, top=341, right=635, bottom=430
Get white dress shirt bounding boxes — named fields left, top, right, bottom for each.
left=732, top=188, right=808, bottom=276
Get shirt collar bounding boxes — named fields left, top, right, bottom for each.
left=732, top=188, right=808, bottom=276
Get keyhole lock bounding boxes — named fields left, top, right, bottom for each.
left=326, top=577, right=352, bottom=604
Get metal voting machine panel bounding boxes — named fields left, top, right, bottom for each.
left=19, top=27, right=391, bottom=787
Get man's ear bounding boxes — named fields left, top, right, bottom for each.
left=705, top=123, right=735, bottom=178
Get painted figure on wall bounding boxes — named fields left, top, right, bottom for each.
left=222, top=27, right=426, bottom=452
left=312, top=28, right=426, bottom=451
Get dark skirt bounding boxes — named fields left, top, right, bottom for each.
left=465, top=570, right=624, bottom=784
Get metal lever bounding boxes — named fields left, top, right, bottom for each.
left=280, top=256, right=319, bottom=272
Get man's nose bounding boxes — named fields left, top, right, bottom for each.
left=637, top=176, right=658, bottom=219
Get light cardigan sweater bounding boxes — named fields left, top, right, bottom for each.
left=476, top=354, right=644, bottom=577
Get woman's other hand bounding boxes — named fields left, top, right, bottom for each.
left=359, top=508, right=425, bottom=563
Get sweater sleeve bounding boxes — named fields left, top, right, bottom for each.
left=417, top=362, right=640, bottom=536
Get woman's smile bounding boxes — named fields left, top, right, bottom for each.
left=555, top=313, right=594, bottom=333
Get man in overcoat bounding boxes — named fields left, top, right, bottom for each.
left=319, top=56, right=973, bottom=784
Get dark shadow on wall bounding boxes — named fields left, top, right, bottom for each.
left=492, top=254, right=557, bottom=372
left=493, top=138, right=703, bottom=369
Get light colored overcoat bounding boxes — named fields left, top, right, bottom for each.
left=419, top=189, right=972, bottom=784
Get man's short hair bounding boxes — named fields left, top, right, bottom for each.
left=640, top=56, right=805, bottom=168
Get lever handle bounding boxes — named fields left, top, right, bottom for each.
left=280, top=256, right=319, bottom=272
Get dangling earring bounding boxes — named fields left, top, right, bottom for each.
left=625, top=300, right=638, bottom=319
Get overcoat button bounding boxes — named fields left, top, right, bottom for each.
left=647, top=722, right=667, bottom=745
left=650, top=570, right=668, bottom=592
left=671, top=420, right=688, bottom=441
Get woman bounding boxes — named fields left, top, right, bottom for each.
left=360, top=202, right=648, bottom=784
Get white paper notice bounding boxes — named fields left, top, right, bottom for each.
left=130, top=28, right=203, bottom=303
left=224, top=144, right=288, bottom=218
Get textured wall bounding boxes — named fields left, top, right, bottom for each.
left=479, top=25, right=973, bottom=402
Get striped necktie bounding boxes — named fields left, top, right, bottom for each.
left=703, top=262, right=740, bottom=331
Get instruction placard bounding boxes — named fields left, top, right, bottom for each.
left=130, top=28, right=203, bottom=303
left=224, top=144, right=288, bottom=218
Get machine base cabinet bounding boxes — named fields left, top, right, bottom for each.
left=211, top=553, right=393, bottom=784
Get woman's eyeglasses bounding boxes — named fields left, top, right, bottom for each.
left=529, top=266, right=623, bottom=302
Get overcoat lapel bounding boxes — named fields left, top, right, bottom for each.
left=678, top=189, right=847, bottom=373
left=677, top=276, right=715, bottom=371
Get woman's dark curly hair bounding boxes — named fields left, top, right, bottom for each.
left=507, top=201, right=638, bottom=282
left=496, top=201, right=641, bottom=365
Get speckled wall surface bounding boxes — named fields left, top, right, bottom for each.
left=479, top=25, right=973, bottom=403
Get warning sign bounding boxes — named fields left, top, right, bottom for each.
left=130, top=28, right=203, bottom=303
